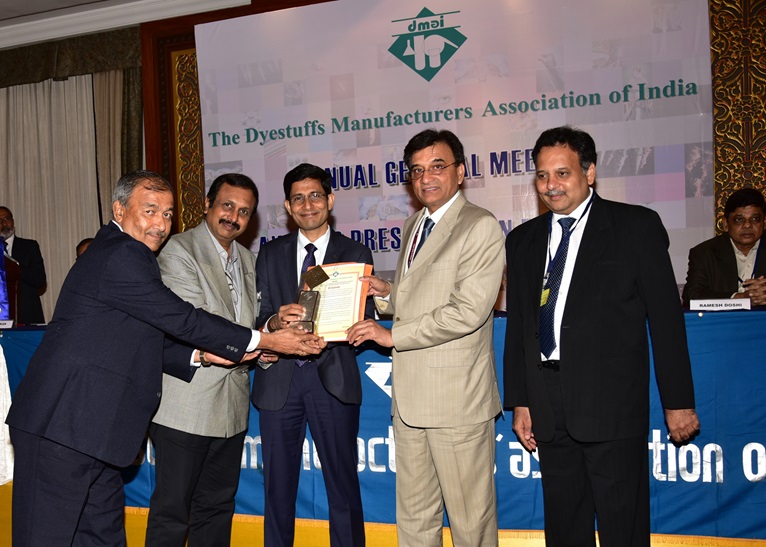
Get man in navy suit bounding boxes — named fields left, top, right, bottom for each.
left=504, top=127, right=700, bottom=547
left=682, top=187, right=766, bottom=306
left=6, top=170, right=323, bottom=547
left=0, top=206, right=46, bottom=324
left=252, top=163, right=373, bottom=547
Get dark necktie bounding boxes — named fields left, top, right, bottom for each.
left=539, top=217, right=576, bottom=358
left=411, top=217, right=435, bottom=264
left=299, top=243, right=317, bottom=289
left=296, top=243, right=317, bottom=366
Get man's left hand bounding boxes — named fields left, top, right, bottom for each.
left=743, top=276, right=766, bottom=306
left=346, top=319, right=393, bottom=348
left=665, top=408, right=700, bottom=443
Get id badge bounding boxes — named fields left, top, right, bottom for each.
left=540, top=288, right=550, bottom=306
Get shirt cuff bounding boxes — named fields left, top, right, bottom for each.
left=247, top=330, right=262, bottom=352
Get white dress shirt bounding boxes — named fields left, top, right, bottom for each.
left=541, top=188, right=594, bottom=360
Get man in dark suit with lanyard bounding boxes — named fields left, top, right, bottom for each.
left=682, top=187, right=766, bottom=306
left=504, top=126, right=700, bottom=546
left=6, top=170, right=323, bottom=546
left=0, top=206, right=46, bottom=324
left=252, top=163, right=373, bottom=547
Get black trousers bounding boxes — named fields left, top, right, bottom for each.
left=145, top=423, right=247, bottom=547
left=10, top=427, right=126, bottom=547
left=537, top=368, right=650, bottom=547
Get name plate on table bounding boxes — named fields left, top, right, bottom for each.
left=690, top=299, right=751, bottom=311
left=303, top=262, right=373, bottom=341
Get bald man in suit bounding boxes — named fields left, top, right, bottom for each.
left=348, top=129, right=504, bottom=547
left=0, top=206, right=46, bottom=324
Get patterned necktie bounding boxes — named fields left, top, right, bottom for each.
left=412, top=217, right=435, bottom=261
left=539, top=217, right=576, bottom=358
left=299, top=243, right=316, bottom=289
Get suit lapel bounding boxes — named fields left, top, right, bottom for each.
left=281, top=233, right=300, bottom=299
left=396, top=211, right=420, bottom=284
left=237, top=243, right=257, bottom=327
left=324, top=229, right=343, bottom=265
left=529, top=215, right=550, bottom=298
left=755, top=237, right=766, bottom=278
left=565, top=195, right=610, bottom=313
left=713, top=235, right=739, bottom=284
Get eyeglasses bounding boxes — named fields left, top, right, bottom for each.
left=289, top=192, right=327, bottom=206
left=408, top=161, right=458, bottom=181
left=730, top=215, right=763, bottom=226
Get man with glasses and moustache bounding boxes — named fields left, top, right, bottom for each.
left=347, top=129, right=505, bottom=547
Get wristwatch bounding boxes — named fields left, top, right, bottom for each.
left=199, top=351, right=211, bottom=367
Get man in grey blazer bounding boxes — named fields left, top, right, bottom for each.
left=146, top=173, right=297, bottom=545
left=348, top=129, right=505, bottom=547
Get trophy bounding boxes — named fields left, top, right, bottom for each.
left=295, top=265, right=329, bottom=333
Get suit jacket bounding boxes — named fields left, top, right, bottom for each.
left=6, top=222, right=252, bottom=467
left=152, top=223, right=258, bottom=437
left=681, top=233, right=766, bottom=306
left=251, top=229, right=374, bottom=410
left=10, top=236, right=46, bottom=324
left=380, top=193, right=504, bottom=428
left=504, top=194, right=695, bottom=443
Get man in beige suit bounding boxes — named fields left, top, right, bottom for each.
left=146, top=173, right=309, bottom=545
left=347, top=129, right=504, bottom=546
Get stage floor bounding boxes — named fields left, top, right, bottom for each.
left=0, top=482, right=760, bottom=546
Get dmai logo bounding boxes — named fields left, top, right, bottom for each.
left=388, top=8, right=466, bottom=82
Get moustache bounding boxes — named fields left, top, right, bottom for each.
left=148, top=230, right=167, bottom=239
left=219, top=218, right=241, bottom=231
left=544, top=190, right=566, bottom=197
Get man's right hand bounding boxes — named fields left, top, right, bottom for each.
left=259, top=327, right=325, bottom=356
left=360, top=275, right=391, bottom=298
left=512, top=406, right=537, bottom=452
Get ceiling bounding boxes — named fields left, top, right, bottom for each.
left=0, top=0, right=250, bottom=50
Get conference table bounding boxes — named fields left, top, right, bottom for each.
left=1, top=311, right=764, bottom=541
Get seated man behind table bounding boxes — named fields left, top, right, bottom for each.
left=682, top=187, right=766, bottom=306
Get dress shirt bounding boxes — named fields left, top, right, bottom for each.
left=4, top=234, right=14, bottom=256
left=263, top=228, right=331, bottom=334
left=541, top=188, right=594, bottom=361
left=204, top=223, right=242, bottom=321
left=403, top=190, right=462, bottom=274
left=732, top=238, right=760, bottom=293
left=296, top=228, right=331, bottom=283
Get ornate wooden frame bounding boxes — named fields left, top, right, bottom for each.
left=709, top=0, right=766, bottom=232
